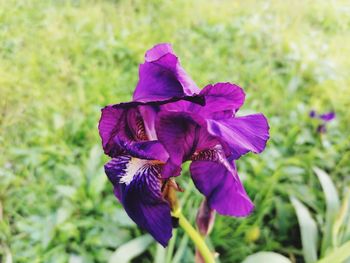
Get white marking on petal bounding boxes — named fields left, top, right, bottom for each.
left=120, top=158, right=150, bottom=185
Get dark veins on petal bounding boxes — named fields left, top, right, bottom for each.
left=105, top=156, right=173, bottom=246
left=122, top=162, right=172, bottom=246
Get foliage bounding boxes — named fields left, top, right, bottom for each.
left=290, top=168, right=350, bottom=263
left=0, top=0, right=349, bottom=262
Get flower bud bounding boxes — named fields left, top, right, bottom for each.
left=196, top=198, right=216, bottom=237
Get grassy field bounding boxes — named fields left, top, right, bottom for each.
left=1, top=0, right=350, bottom=262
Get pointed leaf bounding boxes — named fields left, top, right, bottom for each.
left=314, top=167, right=340, bottom=254
left=154, top=243, right=166, bottom=263
left=86, top=145, right=103, bottom=181
left=317, top=240, right=350, bottom=263
left=172, top=234, right=189, bottom=263
left=290, top=196, right=319, bottom=263
left=332, top=190, right=350, bottom=247
left=108, top=235, right=153, bottom=263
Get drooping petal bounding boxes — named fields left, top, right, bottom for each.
left=104, top=156, right=172, bottom=247
left=98, top=105, right=169, bottom=162
left=104, top=155, right=130, bottom=200
left=206, top=113, right=270, bottom=159
left=133, top=43, right=200, bottom=102
left=156, top=112, right=218, bottom=178
left=190, top=153, right=254, bottom=217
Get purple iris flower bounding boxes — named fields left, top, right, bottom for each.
left=309, top=110, right=336, bottom=133
left=98, top=43, right=270, bottom=246
left=99, top=43, right=203, bottom=246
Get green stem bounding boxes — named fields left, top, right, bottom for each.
left=172, top=209, right=215, bottom=263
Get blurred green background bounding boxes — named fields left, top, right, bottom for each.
left=1, top=0, right=350, bottom=262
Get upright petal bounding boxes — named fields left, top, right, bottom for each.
left=138, top=105, right=158, bottom=140
left=198, top=83, right=245, bottom=118
left=98, top=105, right=169, bottom=162
left=145, top=43, right=174, bottom=62
left=133, top=43, right=199, bottom=102
left=206, top=114, right=270, bottom=159
left=160, top=82, right=244, bottom=117
left=104, top=156, right=172, bottom=246
left=190, top=152, right=254, bottom=217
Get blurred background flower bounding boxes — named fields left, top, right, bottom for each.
left=0, top=1, right=349, bottom=263
left=309, top=110, right=336, bottom=133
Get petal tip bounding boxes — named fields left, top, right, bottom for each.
left=145, top=43, right=174, bottom=62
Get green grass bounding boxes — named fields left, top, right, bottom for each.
left=1, top=0, right=350, bottom=262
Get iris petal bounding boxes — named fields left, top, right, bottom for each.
left=156, top=112, right=255, bottom=217
left=156, top=112, right=218, bottom=178
left=104, top=156, right=172, bottom=247
left=190, top=154, right=254, bottom=217
left=207, top=113, right=270, bottom=160
left=160, top=82, right=244, bottom=116
left=198, top=83, right=245, bottom=118
left=98, top=105, right=169, bottom=162
left=104, top=155, right=130, bottom=201
left=133, top=43, right=200, bottom=102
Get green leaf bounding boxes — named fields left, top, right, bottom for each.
left=290, top=196, right=319, bottom=263
left=56, top=185, right=77, bottom=199
left=114, top=208, right=136, bottom=227
left=172, top=234, right=189, bottom=263
left=154, top=243, right=167, bottom=263
left=108, top=234, right=153, bottom=263
left=3, top=245, right=12, bottom=263
left=86, top=145, right=103, bottom=181
left=332, top=190, right=350, bottom=247
left=317, top=240, right=350, bottom=263
left=242, top=252, right=292, bottom=263
left=313, top=167, right=340, bottom=255
left=88, top=169, right=106, bottom=198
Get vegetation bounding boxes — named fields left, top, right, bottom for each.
left=1, top=0, right=349, bottom=262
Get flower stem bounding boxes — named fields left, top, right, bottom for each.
left=172, top=209, right=215, bottom=263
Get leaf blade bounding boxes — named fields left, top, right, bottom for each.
left=317, top=240, right=350, bottom=263
left=108, top=234, right=154, bottom=263
left=290, top=196, right=319, bottom=263
left=313, top=167, right=340, bottom=254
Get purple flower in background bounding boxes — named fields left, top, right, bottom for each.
left=309, top=110, right=336, bottom=133
left=319, top=112, right=336, bottom=122
left=317, top=124, right=327, bottom=134
left=98, top=43, right=270, bottom=246
left=309, top=110, right=317, bottom=118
